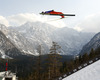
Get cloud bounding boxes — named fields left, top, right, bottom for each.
left=7, top=13, right=65, bottom=28
left=74, top=26, right=83, bottom=32
left=0, top=16, right=9, bottom=26
left=46, top=19, right=66, bottom=28
left=1, top=13, right=100, bottom=33
left=74, top=14, right=100, bottom=33
left=7, top=13, right=41, bottom=26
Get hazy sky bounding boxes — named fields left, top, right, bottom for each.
left=0, top=0, right=100, bottom=33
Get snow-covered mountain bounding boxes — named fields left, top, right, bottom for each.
left=52, top=27, right=94, bottom=55
left=80, top=32, right=100, bottom=55
left=0, top=22, right=94, bottom=56
left=63, top=60, right=100, bottom=80
left=0, top=29, right=23, bottom=58
left=8, top=22, right=56, bottom=55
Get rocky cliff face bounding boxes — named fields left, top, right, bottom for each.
left=0, top=30, right=23, bottom=58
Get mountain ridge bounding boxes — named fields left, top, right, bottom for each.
left=80, top=32, right=100, bottom=55
left=0, top=30, right=24, bottom=58
left=0, top=22, right=95, bottom=56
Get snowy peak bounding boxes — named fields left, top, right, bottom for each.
left=7, top=22, right=57, bottom=55
left=0, top=24, right=9, bottom=35
left=10, top=22, right=56, bottom=34
left=0, top=22, right=95, bottom=56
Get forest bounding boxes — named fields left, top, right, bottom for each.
left=0, top=42, right=100, bottom=80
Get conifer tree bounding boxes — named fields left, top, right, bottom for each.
left=47, top=42, right=62, bottom=79
left=61, top=62, right=69, bottom=73
left=89, top=48, right=95, bottom=60
left=74, top=58, right=79, bottom=68
left=95, top=47, right=100, bottom=56
left=36, top=45, right=42, bottom=80
left=79, top=55, right=82, bottom=64
left=82, top=53, right=89, bottom=63
left=30, top=45, right=42, bottom=80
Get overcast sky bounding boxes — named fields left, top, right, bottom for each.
left=0, top=0, right=100, bottom=33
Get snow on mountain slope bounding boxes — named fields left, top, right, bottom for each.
left=63, top=60, right=100, bottom=80
left=10, top=22, right=94, bottom=55
left=0, top=22, right=94, bottom=56
left=80, top=32, right=100, bottom=55
left=8, top=22, right=56, bottom=55
left=52, top=27, right=94, bottom=55
left=0, top=24, right=37, bottom=55
left=0, top=30, right=23, bottom=58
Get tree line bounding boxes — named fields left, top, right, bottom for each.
left=0, top=42, right=100, bottom=80
left=60, top=47, right=100, bottom=75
